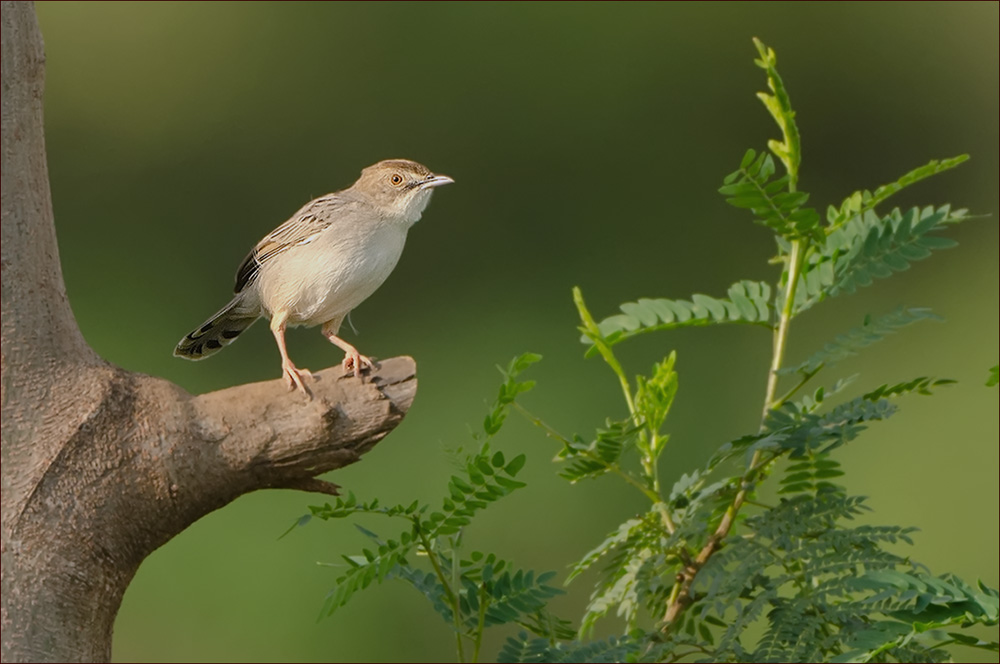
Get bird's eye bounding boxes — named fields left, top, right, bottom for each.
left=389, top=174, right=404, bottom=186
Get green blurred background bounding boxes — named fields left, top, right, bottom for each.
left=33, top=2, right=998, bottom=661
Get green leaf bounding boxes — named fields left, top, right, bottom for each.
left=497, top=633, right=639, bottom=664
left=719, top=151, right=820, bottom=242
left=766, top=377, right=952, bottom=457
left=568, top=517, right=646, bottom=582
left=586, top=280, right=773, bottom=347
left=753, top=38, right=802, bottom=186
left=504, top=453, right=527, bottom=476
left=464, top=563, right=565, bottom=630
left=556, top=419, right=636, bottom=483
left=691, top=294, right=727, bottom=320
left=323, top=540, right=409, bottom=618
left=796, top=205, right=969, bottom=312
left=827, top=156, right=969, bottom=229
left=947, top=632, right=1000, bottom=651
left=988, top=365, right=999, bottom=387
left=698, top=621, right=715, bottom=645
left=634, top=352, right=678, bottom=440
left=779, top=306, right=939, bottom=376
left=574, top=286, right=632, bottom=385
left=277, top=513, right=312, bottom=540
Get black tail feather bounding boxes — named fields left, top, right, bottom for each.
left=174, top=299, right=259, bottom=361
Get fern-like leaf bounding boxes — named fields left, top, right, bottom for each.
left=480, top=568, right=564, bottom=629
left=752, top=38, right=802, bottom=187
left=555, top=419, right=636, bottom=483
left=568, top=517, right=646, bottom=583
left=497, top=632, right=639, bottom=663
left=795, top=205, right=968, bottom=312
left=778, top=307, right=939, bottom=376
left=766, top=376, right=953, bottom=457
left=576, top=509, right=670, bottom=636
left=778, top=452, right=845, bottom=495
left=588, top=280, right=773, bottom=348
left=720, top=150, right=821, bottom=241
left=684, top=489, right=995, bottom=664
left=832, top=206, right=966, bottom=296
left=429, top=450, right=529, bottom=538
left=321, top=531, right=414, bottom=617
left=825, top=156, right=969, bottom=230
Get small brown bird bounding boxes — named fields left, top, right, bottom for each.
left=174, top=159, right=453, bottom=393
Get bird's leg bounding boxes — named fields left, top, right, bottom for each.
left=270, top=312, right=312, bottom=394
left=321, top=319, right=373, bottom=378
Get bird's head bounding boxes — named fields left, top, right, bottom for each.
left=352, top=159, right=454, bottom=224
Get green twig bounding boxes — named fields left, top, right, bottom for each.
left=571, top=289, right=679, bottom=535
left=663, top=237, right=805, bottom=627
left=512, top=402, right=668, bottom=517
left=573, top=287, right=638, bottom=422
left=416, top=526, right=465, bottom=662
left=773, top=365, right=821, bottom=410
left=663, top=39, right=808, bottom=628
left=762, top=238, right=804, bottom=421
left=472, top=583, right=488, bottom=663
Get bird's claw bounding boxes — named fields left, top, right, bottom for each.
left=342, top=352, right=374, bottom=379
left=282, top=363, right=313, bottom=398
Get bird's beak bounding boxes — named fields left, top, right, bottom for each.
left=422, top=174, right=454, bottom=188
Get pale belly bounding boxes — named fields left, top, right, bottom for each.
left=255, top=225, right=408, bottom=328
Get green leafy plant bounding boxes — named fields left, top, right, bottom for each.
left=286, top=354, right=572, bottom=663
left=289, top=38, right=998, bottom=662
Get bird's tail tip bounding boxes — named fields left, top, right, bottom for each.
left=174, top=302, right=259, bottom=361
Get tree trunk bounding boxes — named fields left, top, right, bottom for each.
left=0, top=3, right=417, bottom=661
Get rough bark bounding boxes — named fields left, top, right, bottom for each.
left=0, top=4, right=417, bottom=661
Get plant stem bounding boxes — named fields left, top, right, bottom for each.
left=667, top=646, right=711, bottom=662
left=618, top=372, right=638, bottom=422
left=450, top=537, right=467, bottom=662
left=773, top=365, right=821, bottom=410
left=572, top=287, right=639, bottom=422
left=648, top=441, right=678, bottom=533
left=472, top=584, right=488, bottom=663
left=761, top=238, right=804, bottom=422
left=417, top=527, right=465, bottom=662
left=572, top=287, right=680, bottom=534
left=663, top=238, right=806, bottom=629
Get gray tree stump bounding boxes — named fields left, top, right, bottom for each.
left=0, top=3, right=417, bottom=661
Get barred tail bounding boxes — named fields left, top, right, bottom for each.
left=174, top=297, right=260, bottom=361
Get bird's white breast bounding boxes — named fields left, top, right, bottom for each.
left=256, top=219, right=409, bottom=328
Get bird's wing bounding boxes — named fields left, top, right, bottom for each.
left=234, top=195, right=342, bottom=293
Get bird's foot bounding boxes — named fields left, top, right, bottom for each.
left=342, top=352, right=374, bottom=379
left=282, top=361, right=313, bottom=397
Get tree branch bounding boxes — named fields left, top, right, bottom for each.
left=1, top=0, right=95, bottom=371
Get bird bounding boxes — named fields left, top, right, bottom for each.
left=174, top=159, right=453, bottom=394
